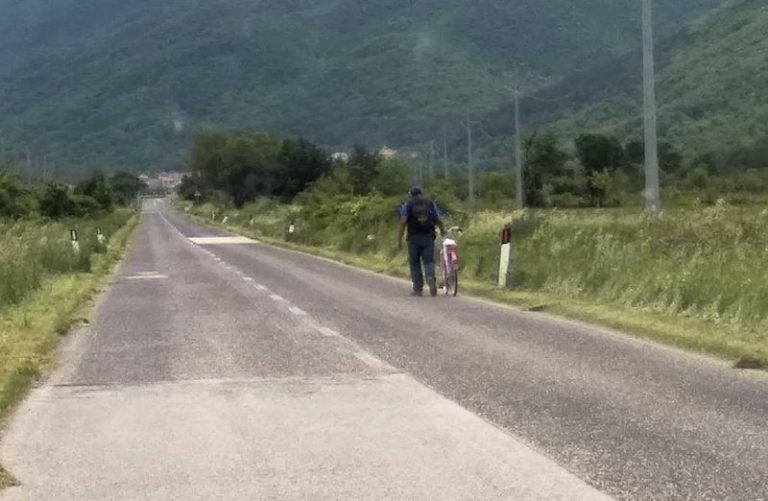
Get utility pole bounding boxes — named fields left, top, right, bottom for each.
left=466, top=110, right=475, bottom=207
left=514, top=88, right=525, bottom=209
left=642, top=0, right=661, bottom=212
left=428, top=141, right=435, bottom=180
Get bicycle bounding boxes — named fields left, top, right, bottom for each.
left=440, top=226, right=462, bottom=296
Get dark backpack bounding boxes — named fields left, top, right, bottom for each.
left=410, top=196, right=435, bottom=233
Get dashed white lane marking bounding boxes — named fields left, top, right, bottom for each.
left=160, top=206, right=402, bottom=378
left=353, top=351, right=398, bottom=372
left=288, top=306, right=307, bottom=316
left=316, top=326, right=341, bottom=338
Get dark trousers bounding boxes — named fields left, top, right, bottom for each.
left=408, top=234, right=436, bottom=291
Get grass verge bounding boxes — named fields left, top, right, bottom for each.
left=188, top=210, right=767, bottom=370
left=0, top=215, right=138, bottom=488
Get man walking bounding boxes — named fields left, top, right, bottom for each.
left=398, top=186, right=445, bottom=297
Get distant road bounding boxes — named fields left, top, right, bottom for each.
left=2, top=199, right=767, bottom=500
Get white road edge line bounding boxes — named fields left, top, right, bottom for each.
left=353, top=351, right=398, bottom=373
left=269, top=294, right=285, bottom=302
left=288, top=306, right=307, bottom=316
left=316, top=326, right=341, bottom=338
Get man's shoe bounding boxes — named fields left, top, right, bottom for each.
left=410, top=289, right=423, bottom=297
left=428, top=278, right=438, bottom=297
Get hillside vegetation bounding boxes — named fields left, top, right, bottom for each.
left=508, top=0, right=768, bottom=170
left=0, top=0, right=722, bottom=172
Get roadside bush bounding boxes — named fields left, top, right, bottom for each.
left=39, top=184, right=75, bottom=219
left=75, top=173, right=114, bottom=211
left=70, top=194, right=101, bottom=217
left=0, top=171, right=36, bottom=218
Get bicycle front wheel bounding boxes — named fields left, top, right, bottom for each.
left=445, top=269, right=458, bottom=297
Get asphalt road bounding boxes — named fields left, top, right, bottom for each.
left=2, top=199, right=767, bottom=500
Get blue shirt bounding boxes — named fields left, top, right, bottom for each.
left=400, top=200, right=442, bottom=219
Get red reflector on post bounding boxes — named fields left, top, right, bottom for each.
left=500, top=227, right=511, bottom=245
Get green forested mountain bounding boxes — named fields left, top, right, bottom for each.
left=0, top=0, right=723, bottom=173
left=503, top=0, right=768, bottom=170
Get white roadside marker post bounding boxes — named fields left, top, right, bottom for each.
left=498, top=226, right=512, bottom=288
left=286, top=220, right=296, bottom=241
left=70, top=229, right=80, bottom=256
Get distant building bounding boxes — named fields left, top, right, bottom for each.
left=331, top=152, right=350, bottom=163
left=379, top=146, right=398, bottom=158
left=140, top=171, right=184, bottom=194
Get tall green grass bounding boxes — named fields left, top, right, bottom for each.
left=512, top=202, right=768, bottom=334
left=0, top=210, right=132, bottom=308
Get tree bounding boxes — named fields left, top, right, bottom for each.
left=575, top=134, right=626, bottom=207
left=188, top=130, right=282, bottom=208
left=109, top=172, right=146, bottom=205
left=178, top=175, right=201, bottom=201
left=348, top=145, right=381, bottom=195
left=659, top=143, right=683, bottom=175
left=39, top=183, right=74, bottom=219
left=575, top=134, right=625, bottom=175
left=523, top=132, right=569, bottom=207
left=371, top=157, right=410, bottom=197
left=625, top=139, right=644, bottom=165
left=75, top=172, right=114, bottom=211
left=275, top=138, right=332, bottom=200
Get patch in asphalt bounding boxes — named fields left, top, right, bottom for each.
left=189, top=237, right=257, bottom=245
